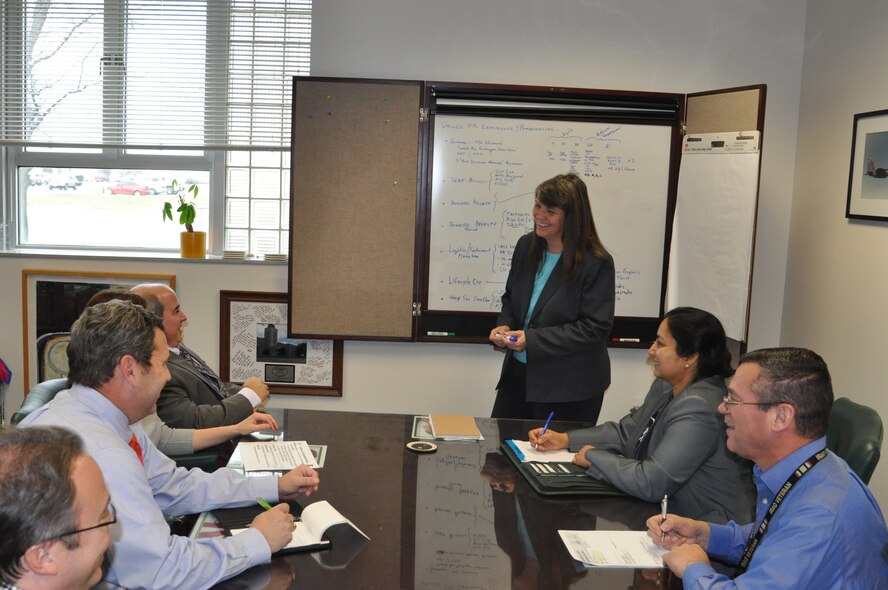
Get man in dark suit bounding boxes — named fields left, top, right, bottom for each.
left=132, top=283, right=270, bottom=428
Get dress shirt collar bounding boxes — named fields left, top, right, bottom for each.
left=753, top=436, right=827, bottom=496
left=68, top=382, right=134, bottom=441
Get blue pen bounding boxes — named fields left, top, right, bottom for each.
left=534, top=411, right=555, bottom=449
left=496, top=333, right=519, bottom=343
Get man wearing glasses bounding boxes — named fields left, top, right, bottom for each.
left=0, top=426, right=113, bottom=590
left=20, top=301, right=320, bottom=589
left=647, top=347, right=888, bottom=588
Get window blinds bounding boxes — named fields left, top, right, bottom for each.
left=0, top=0, right=311, bottom=150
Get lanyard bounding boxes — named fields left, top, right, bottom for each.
left=736, top=448, right=828, bottom=573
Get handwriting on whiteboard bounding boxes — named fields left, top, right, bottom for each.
left=429, top=115, right=670, bottom=317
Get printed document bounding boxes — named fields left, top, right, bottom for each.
left=558, top=530, right=667, bottom=568
left=239, top=440, right=319, bottom=471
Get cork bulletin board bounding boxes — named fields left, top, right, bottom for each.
left=288, top=78, right=423, bottom=340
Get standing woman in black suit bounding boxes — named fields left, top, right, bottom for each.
left=490, top=173, right=615, bottom=422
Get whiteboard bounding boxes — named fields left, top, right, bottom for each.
left=428, top=115, right=672, bottom=317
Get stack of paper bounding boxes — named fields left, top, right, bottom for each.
left=222, top=250, right=246, bottom=260
left=428, top=414, right=483, bottom=441
left=558, top=530, right=667, bottom=568
left=264, top=253, right=288, bottom=261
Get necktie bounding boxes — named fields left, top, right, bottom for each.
left=129, top=433, right=144, bottom=465
left=178, top=345, right=223, bottom=394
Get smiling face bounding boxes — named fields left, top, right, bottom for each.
left=648, top=318, right=695, bottom=390
left=533, top=199, right=565, bottom=252
left=129, top=328, right=171, bottom=420
left=720, top=362, right=773, bottom=464
left=155, top=287, right=187, bottom=347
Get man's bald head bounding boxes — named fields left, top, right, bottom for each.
left=131, top=284, right=187, bottom=347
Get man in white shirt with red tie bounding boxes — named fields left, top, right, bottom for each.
left=21, top=300, right=320, bottom=589
left=132, top=283, right=270, bottom=428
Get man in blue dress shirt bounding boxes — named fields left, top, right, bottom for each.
left=21, top=300, right=320, bottom=589
left=648, top=347, right=888, bottom=589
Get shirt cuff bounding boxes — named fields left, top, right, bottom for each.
left=246, top=471, right=281, bottom=501
left=683, top=562, right=720, bottom=587
left=706, top=523, right=733, bottom=557
left=226, top=526, right=272, bottom=567
left=238, top=387, right=262, bottom=408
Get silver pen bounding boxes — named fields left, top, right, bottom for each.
left=661, top=494, right=668, bottom=541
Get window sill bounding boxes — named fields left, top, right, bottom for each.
left=0, top=248, right=287, bottom=264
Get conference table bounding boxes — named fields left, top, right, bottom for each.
left=203, top=409, right=681, bottom=590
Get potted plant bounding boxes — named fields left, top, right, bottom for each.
left=162, top=179, right=206, bottom=258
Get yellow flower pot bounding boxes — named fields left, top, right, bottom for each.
left=180, top=231, right=207, bottom=259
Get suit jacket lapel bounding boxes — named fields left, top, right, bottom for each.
left=169, top=353, right=224, bottom=397
left=528, top=257, right=564, bottom=324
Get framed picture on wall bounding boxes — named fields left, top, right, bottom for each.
left=22, top=269, right=176, bottom=389
left=846, top=108, right=888, bottom=221
left=219, top=291, right=343, bottom=396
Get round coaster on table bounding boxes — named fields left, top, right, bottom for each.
left=406, top=441, right=438, bottom=454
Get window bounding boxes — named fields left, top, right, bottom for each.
left=1, top=0, right=311, bottom=255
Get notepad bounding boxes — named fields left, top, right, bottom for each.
left=506, top=439, right=576, bottom=463
left=232, top=500, right=368, bottom=553
left=558, top=530, right=667, bottom=568
left=428, top=414, right=483, bottom=440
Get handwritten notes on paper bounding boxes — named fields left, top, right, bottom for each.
left=429, top=115, right=672, bottom=317
left=229, top=301, right=334, bottom=387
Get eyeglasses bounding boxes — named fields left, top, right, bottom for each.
left=721, top=394, right=786, bottom=408
left=52, top=502, right=117, bottom=540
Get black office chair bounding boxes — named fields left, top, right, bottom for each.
left=826, top=397, right=883, bottom=484
left=12, top=378, right=69, bottom=425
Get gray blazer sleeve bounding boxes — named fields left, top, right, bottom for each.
left=139, top=412, right=194, bottom=455
left=568, top=380, right=668, bottom=453
left=580, top=389, right=722, bottom=503
left=157, top=356, right=254, bottom=429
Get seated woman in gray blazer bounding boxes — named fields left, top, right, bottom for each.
left=530, top=307, right=755, bottom=524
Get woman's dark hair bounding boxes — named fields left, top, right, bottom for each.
left=528, top=173, right=610, bottom=281
left=664, top=307, right=733, bottom=380
left=85, top=288, right=147, bottom=310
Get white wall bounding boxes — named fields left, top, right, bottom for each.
left=2, top=0, right=808, bottom=487
left=312, top=0, right=808, bottom=352
left=783, top=0, right=888, bottom=513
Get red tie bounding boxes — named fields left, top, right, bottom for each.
left=129, top=434, right=144, bottom=465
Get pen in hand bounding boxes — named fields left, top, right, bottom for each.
left=661, top=494, right=668, bottom=542
left=534, top=411, right=555, bottom=449
left=257, top=497, right=274, bottom=511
